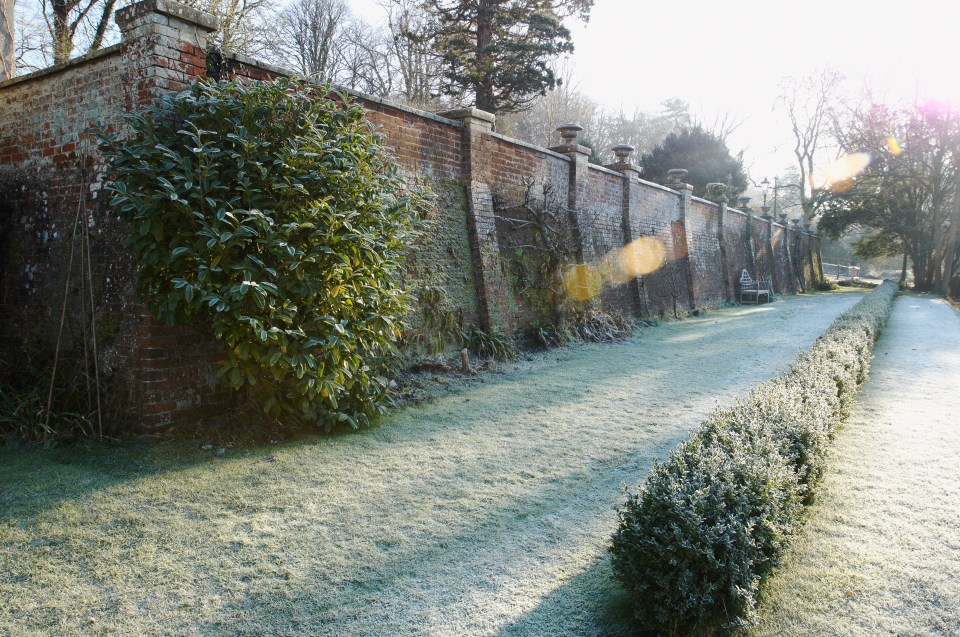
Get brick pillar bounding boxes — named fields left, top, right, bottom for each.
left=717, top=196, right=737, bottom=301
left=550, top=123, right=592, bottom=263
left=439, top=107, right=513, bottom=333
left=606, top=144, right=645, bottom=316
left=116, top=0, right=219, bottom=109
left=114, top=0, right=221, bottom=429
left=671, top=179, right=697, bottom=310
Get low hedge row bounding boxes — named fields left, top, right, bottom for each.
left=610, top=281, right=898, bottom=636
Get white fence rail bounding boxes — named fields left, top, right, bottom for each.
left=822, top=262, right=861, bottom=281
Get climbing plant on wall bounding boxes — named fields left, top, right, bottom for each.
left=98, top=78, right=422, bottom=430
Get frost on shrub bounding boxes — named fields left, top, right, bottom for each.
left=98, top=79, right=420, bottom=430
left=610, top=280, right=898, bottom=635
left=611, top=430, right=802, bottom=635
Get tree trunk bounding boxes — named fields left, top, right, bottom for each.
left=51, top=0, right=73, bottom=65
left=0, top=0, right=13, bottom=80
left=474, top=0, right=494, bottom=113
left=936, top=170, right=960, bottom=295
left=89, top=0, right=117, bottom=52
left=900, top=253, right=908, bottom=287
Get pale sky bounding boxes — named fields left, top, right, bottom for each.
left=348, top=0, right=960, bottom=180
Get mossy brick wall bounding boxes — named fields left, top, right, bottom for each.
left=0, top=0, right=823, bottom=431
left=403, top=179, right=478, bottom=343
left=583, top=165, right=634, bottom=318
left=481, top=133, right=571, bottom=329
left=723, top=210, right=754, bottom=296
left=0, top=0, right=230, bottom=429
left=688, top=198, right=726, bottom=307
left=627, top=180, right=690, bottom=317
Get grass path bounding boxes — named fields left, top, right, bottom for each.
left=749, top=293, right=960, bottom=637
left=0, top=292, right=864, bottom=637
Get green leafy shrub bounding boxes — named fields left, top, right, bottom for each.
left=815, top=278, right=839, bottom=291
left=98, top=79, right=418, bottom=429
left=610, top=280, right=897, bottom=635
left=464, top=326, right=516, bottom=361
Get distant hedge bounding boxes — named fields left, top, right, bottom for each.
left=610, top=281, right=898, bottom=636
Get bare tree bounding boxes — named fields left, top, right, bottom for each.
left=382, top=0, right=441, bottom=106
left=181, top=0, right=269, bottom=54
left=39, top=0, right=117, bottom=64
left=272, top=0, right=348, bottom=81
left=15, top=1, right=53, bottom=70
left=337, top=19, right=396, bottom=96
left=778, top=69, right=843, bottom=219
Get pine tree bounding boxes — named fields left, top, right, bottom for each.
left=639, top=126, right=749, bottom=199
left=418, top=0, right=593, bottom=114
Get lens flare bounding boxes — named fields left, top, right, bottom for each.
left=564, top=237, right=667, bottom=301
left=563, top=263, right=602, bottom=301
left=886, top=136, right=902, bottom=157
left=815, top=153, right=871, bottom=192
left=613, top=236, right=667, bottom=281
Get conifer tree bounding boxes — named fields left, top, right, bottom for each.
left=418, top=0, right=593, bottom=114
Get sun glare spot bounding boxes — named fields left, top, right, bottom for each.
left=564, top=237, right=667, bottom=301
left=816, top=153, right=871, bottom=192
left=563, top=263, right=602, bottom=301
left=886, top=136, right=902, bottom=157
left=614, top=236, right=667, bottom=280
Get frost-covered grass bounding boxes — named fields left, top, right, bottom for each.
left=748, top=294, right=960, bottom=637
left=610, top=282, right=897, bottom=635
left=0, top=292, right=864, bottom=637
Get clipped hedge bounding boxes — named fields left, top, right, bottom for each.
left=610, top=281, right=897, bottom=636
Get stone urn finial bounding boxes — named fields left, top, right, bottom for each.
left=666, top=168, right=688, bottom=185
left=761, top=204, right=772, bottom=220
left=779, top=212, right=789, bottom=224
left=791, top=218, right=801, bottom=227
left=556, top=123, right=583, bottom=144
left=737, top=195, right=751, bottom=211
left=705, top=182, right=728, bottom=202
left=611, top=144, right=635, bottom=163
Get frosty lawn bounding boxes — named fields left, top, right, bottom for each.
left=0, top=292, right=864, bottom=637
left=749, top=293, right=960, bottom=637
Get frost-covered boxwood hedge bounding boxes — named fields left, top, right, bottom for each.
left=610, top=281, right=898, bottom=636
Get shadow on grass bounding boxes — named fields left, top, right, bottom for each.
left=492, top=555, right=655, bottom=637
left=189, top=435, right=681, bottom=636
left=0, top=438, right=262, bottom=521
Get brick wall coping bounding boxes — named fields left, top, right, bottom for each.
left=222, top=50, right=293, bottom=80
left=488, top=130, right=571, bottom=162
left=0, top=44, right=121, bottom=91
left=341, top=85, right=463, bottom=129
left=725, top=204, right=813, bottom=234
left=586, top=162, right=624, bottom=178
left=116, top=0, right=219, bottom=31
left=635, top=176, right=682, bottom=195
left=691, top=195, right=719, bottom=208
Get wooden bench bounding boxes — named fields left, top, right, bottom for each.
left=739, top=269, right=771, bottom=304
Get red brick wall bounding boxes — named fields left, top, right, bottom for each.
left=688, top=198, right=726, bottom=307
left=0, top=0, right=824, bottom=431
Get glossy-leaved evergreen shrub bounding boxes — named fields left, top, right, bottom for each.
left=98, top=79, right=419, bottom=429
left=610, top=280, right=897, bottom=636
